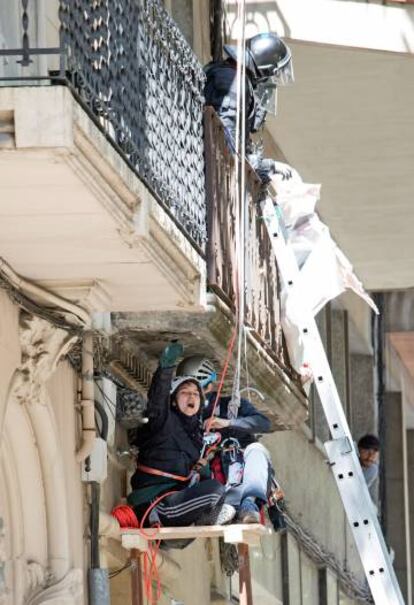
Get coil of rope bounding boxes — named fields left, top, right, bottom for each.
left=112, top=490, right=177, bottom=605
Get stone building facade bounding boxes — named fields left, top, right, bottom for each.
left=1, top=1, right=414, bottom=604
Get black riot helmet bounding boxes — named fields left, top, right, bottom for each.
left=247, top=32, right=294, bottom=85
left=223, top=44, right=260, bottom=80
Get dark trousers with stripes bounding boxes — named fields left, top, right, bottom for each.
left=153, top=479, right=225, bottom=527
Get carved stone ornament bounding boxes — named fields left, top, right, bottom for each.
left=25, top=568, right=83, bottom=605
left=25, top=561, right=50, bottom=596
left=12, top=312, right=78, bottom=406
left=0, top=517, right=5, bottom=604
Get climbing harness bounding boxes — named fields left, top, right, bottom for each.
left=135, top=463, right=192, bottom=483
left=200, top=431, right=222, bottom=458
left=220, top=438, right=245, bottom=487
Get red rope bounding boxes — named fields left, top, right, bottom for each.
left=112, top=492, right=178, bottom=605
left=111, top=504, right=139, bottom=528
left=140, top=491, right=177, bottom=605
left=205, top=323, right=238, bottom=433
left=206, top=221, right=244, bottom=431
left=139, top=490, right=177, bottom=535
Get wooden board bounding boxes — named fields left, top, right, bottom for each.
left=121, top=523, right=271, bottom=551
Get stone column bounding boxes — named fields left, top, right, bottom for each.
left=350, top=354, right=376, bottom=438
left=383, top=391, right=411, bottom=604
left=349, top=353, right=378, bottom=503
left=406, top=429, right=414, bottom=605
left=330, top=309, right=349, bottom=417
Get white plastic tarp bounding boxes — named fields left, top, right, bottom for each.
left=271, top=163, right=378, bottom=375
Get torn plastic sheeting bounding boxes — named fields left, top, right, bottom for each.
left=271, top=168, right=378, bottom=374
left=297, top=229, right=379, bottom=317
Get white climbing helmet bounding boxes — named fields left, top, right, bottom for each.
left=176, top=356, right=217, bottom=388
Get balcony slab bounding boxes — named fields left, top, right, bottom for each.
left=0, top=85, right=205, bottom=314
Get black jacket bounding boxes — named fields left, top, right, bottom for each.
left=204, top=59, right=266, bottom=145
left=130, top=367, right=202, bottom=490
left=203, top=393, right=271, bottom=448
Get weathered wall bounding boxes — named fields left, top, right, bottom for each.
left=109, top=539, right=211, bottom=605
left=263, top=427, right=362, bottom=581
left=226, top=0, right=414, bottom=52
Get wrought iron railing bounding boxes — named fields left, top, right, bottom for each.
left=204, top=107, right=287, bottom=364
left=0, top=0, right=207, bottom=248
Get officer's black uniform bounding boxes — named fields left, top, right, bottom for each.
left=204, top=32, right=294, bottom=183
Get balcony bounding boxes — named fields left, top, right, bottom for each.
left=1, top=0, right=206, bottom=248
left=0, top=0, right=307, bottom=427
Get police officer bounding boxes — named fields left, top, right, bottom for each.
left=204, top=32, right=294, bottom=183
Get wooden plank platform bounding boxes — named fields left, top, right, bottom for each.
left=121, top=523, right=271, bottom=551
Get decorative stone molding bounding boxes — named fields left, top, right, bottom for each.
left=25, top=568, right=83, bottom=605
left=35, top=280, right=112, bottom=314
left=0, top=517, right=5, bottom=604
left=1, top=312, right=81, bottom=603
left=12, top=312, right=78, bottom=406
left=25, top=561, right=50, bottom=596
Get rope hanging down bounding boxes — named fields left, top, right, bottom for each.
left=206, top=0, right=249, bottom=429
left=229, top=0, right=248, bottom=420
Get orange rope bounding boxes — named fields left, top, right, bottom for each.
left=139, top=490, right=178, bottom=605
left=205, top=323, right=238, bottom=433
left=112, top=491, right=178, bottom=604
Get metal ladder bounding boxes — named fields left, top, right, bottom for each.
left=261, top=197, right=405, bottom=605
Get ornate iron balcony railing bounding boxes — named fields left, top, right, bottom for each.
left=204, top=107, right=289, bottom=367
left=0, top=0, right=207, bottom=248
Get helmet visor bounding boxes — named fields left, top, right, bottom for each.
left=274, top=55, right=294, bottom=86
left=256, top=80, right=278, bottom=115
